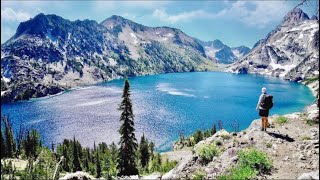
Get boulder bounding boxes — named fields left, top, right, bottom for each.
left=298, top=171, right=319, bottom=179
left=59, top=171, right=95, bottom=180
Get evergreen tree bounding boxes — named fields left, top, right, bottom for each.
left=83, top=148, right=90, bottom=172
left=139, top=134, right=150, bottom=168
left=61, top=140, right=70, bottom=172
left=117, top=79, right=138, bottom=176
left=211, top=124, right=217, bottom=135
left=23, top=130, right=31, bottom=158
left=96, top=150, right=101, bottom=178
left=29, top=130, right=41, bottom=158
left=108, top=142, right=118, bottom=177
left=16, top=125, right=24, bottom=157
left=193, top=129, right=203, bottom=143
left=1, top=127, right=6, bottom=158
left=72, top=137, right=82, bottom=172
left=149, top=142, right=154, bottom=158
left=3, top=116, right=16, bottom=158
left=51, top=142, right=55, bottom=152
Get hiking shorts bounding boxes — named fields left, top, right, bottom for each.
left=259, top=109, right=269, bottom=117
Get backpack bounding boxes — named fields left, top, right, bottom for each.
left=261, top=94, right=273, bottom=109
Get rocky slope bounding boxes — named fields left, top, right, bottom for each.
left=197, top=39, right=251, bottom=64
left=1, top=14, right=216, bottom=103
left=162, top=103, right=319, bottom=179
left=230, top=8, right=319, bottom=81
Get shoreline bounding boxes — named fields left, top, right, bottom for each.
left=169, top=74, right=318, bottom=153
left=2, top=70, right=317, bottom=104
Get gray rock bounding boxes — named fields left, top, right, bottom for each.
left=299, top=144, right=306, bottom=150
left=272, top=144, right=279, bottom=150
left=230, top=156, right=238, bottom=163
left=283, top=156, right=290, bottom=161
left=276, top=138, right=283, bottom=144
left=298, top=171, right=319, bottom=179
left=299, top=154, right=307, bottom=160
left=306, top=151, right=313, bottom=157
left=310, top=140, right=319, bottom=145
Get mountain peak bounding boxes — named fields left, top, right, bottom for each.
left=108, top=15, right=126, bottom=21
left=101, top=15, right=145, bottom=31
left=281, top=8, right=309, bottom=26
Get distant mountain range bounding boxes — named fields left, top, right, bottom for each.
left=1, top=14, right=222, bottom=102
left=1, top=8, right=318, bottom=103
left=196, top=39, right=251, bottom=64
left=230, top=8, right=319, bottom=81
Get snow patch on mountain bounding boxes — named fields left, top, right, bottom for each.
left=230, top=8, right=319, bottom=81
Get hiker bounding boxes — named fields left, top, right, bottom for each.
left=256, top=87, right=273, bottom=131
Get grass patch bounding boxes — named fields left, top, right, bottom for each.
left=304, top=119, right=317, bottom=126
left=218, top=148, right=272, bottom=180
left=196, top=143, right=219, bottom=164
left=275, top=116, right=288, bottom=125
left=303, top=76, right=319, bottom=85
left=301, top=136, right=311, bottom=141
left=218, top=165, right=257, bottom=180
left=191, top=170, right=206, bottom=180
left=238, top=149, right=272, bottom=173
left=266, top=143, right=272, bottom=148
left=221, top=134, right=232, bottom=140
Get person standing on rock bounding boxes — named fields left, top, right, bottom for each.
left=256, top=87, right=273, bottom=131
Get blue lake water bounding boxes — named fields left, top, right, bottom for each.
left=1, top=72, right=315, bottom=151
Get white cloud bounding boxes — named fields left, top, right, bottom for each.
left=152, top=1, right=292, bottom=28
left=1, top=7, right=31, bottom=22
left=220, top=1, right=292, bottom=28
left=1, top=26, right=15, bottom=43
left=121, top=13, right=137, bottom=20
left=152, top=9, right=214, bottom=24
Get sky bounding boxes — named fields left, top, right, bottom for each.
left=1, top=0, right=319, bottom=47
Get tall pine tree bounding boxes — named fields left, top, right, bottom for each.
left=3, top=116, right=16, bottom=158
left=211, top=124, right=217, bottom=135
left=117, top=79, right=138, bottom=176
left=96, top=150, right=101, bottom=178
left=1, top=127, right=6, bottom=159
left=72, top=137, right=82, bottom=172
left=139, top=134, right=150, bottom=168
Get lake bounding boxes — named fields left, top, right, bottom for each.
left=1, top=72, right=315, bottom=152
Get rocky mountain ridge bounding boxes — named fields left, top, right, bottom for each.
left=230, top=8, right=319, bottom=81
left=197, top=39, right=251, bottom=64
left=1, top=13, right=216, bottom=103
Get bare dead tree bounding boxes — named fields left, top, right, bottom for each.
left=217, top=120, right=223, bottom=130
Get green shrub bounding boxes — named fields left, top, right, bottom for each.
left=215, top=140, right=222, bottom=146
left=197, top=144, right=219, bottom=164
left=192, top=170, right=206, bottom=180
left=238, top=149, right=272, bottom=174
left=266, top=143, right=272, bottom=148
left=193, top=129, right=204, bottom=144
left=218, top=149, right=272, bottom=180
left=301, top=136, right=311, bottom=141
left=304, top=119, right=317, bottom=126
left=218, top=165, right=257, bottom=180
left=160, top=159, right=178, bottom=174
left=220, top=134, right=232, bottom=140
left=275, top=116, right=288, bottom=125
left=304, top=76, right=319, bottom=85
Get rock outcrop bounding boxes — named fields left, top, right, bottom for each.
left=230, top=8, right=319, bottom=81
left=162, top=103, right=319, bottom=179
